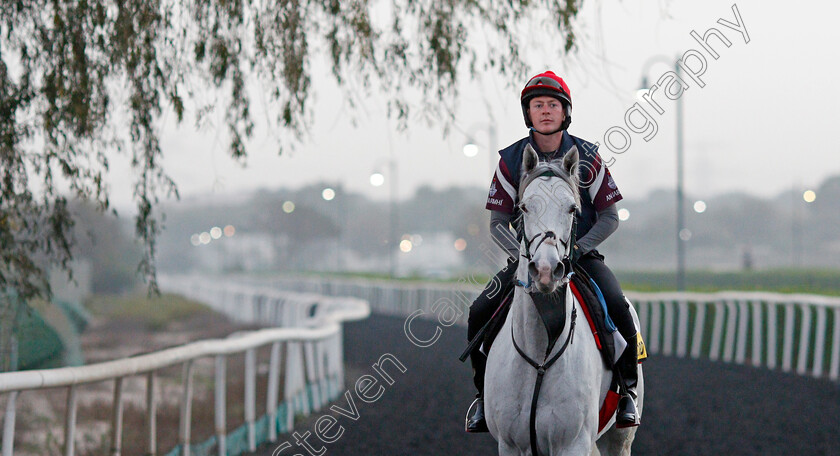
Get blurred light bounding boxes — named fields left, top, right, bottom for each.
left=454, top=238, right=467, bottom=251
left=282, top=201, right=295, bottom=213
left=636, top=76, right=649, bottom=100
left=803, top=190, right=816, bottom=203
left=679, top=229, right=692, bottom=241
left=322, top=188, right=336, bottom=201
left=370, top=172, right=385, bottom=187
left=617, top=208, right=630, bottom=221
left=463, top=143, right=479, bottom=158
left=224, top=225, right=235, bottom=237
left=190, top=234, right=201, bottom=246
left=199, top=232, right=211, bottom=244
left=467, top=223, right=480, bottom=236
left=399, top=239, right=413, bottom=252
left=210, top=226, right=222, bottom=239
left=693, top=200, right=707, bottom=213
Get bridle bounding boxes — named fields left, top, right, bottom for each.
left=517, top=172, right=578, bottom=293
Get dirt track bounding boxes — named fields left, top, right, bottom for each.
left=252, top=314, right=840, bottom=456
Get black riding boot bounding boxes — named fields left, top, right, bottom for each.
left=616, top=333, right=640, bottom=428
left=465, top=351, right=489, bottom=433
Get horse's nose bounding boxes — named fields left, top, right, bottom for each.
left=528, top=261, right=539, bottom=280
left=529, top=260, right=555, bottom=286
left=553, top=261, right=565, bottom=281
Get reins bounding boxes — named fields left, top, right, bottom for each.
left=511, top=299, right=577, bottom=456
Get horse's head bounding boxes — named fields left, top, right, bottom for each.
left=518, top=143, right=581, bottom=294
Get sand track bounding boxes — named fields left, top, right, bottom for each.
left=253, top=313, right=840, bottom=456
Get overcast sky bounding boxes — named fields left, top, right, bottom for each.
left=105, top=0, right=840, bottom=210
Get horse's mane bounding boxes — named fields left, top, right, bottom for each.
left=517, top=161, right=581, bottom=210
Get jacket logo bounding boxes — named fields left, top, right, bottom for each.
left=489, top=181, right=498, bottom=197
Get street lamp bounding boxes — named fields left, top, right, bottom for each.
left=638, top=55, right=687, bottom=291
left=370, top=158, right=399, bottom=278
left=369, top=172, right=385, bottom=187
left=462, top=143, right=479, bottom=158
left=321, top=186, right=342, bottom=270
left=461, top=123, right=498, bottom=180
left=791, top=186, right=817, bottom=266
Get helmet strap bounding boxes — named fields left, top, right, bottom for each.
left=530, top=125, right=565, bottom=136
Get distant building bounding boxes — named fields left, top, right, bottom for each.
left=395, top=232, right=465, bottom=278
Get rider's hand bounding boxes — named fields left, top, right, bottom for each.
left=571, top=244, right=583, bottom=263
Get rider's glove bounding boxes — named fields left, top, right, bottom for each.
left=571, top=244, right=583, bottom=264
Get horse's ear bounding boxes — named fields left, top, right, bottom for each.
left=522, top=143, right=539, bottom=175
left=562, top=145, right=580, bottom=184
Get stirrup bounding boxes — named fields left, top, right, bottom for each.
left=465, top=397, right=489, bottom=433
left=615, top=395, right=639, bottom=429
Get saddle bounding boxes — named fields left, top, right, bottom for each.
left=482, top=264, right=617, bottom=368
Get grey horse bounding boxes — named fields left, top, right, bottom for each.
left=484, top=144, right=644, bottom=456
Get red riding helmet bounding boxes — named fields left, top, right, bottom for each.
left=521, top=71, right=572, bottom=131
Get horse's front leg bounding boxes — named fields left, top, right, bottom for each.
left=497, top=440, right=523, bottom=456
left=594, top=426, right=636, bottom=456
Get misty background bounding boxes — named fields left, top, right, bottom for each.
left=56, top=0, right=840, bottom=295
left=68, top=171, right=840, bottom=295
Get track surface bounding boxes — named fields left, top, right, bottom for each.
left=253, top=314, right=840, bottom=455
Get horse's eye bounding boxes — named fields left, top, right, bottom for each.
left=568, top=207, right=576, bottom=214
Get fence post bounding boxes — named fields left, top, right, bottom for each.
left=709, top=299, right=726, bottom=361
left=649, top=301, right=661, bottom=354
left=215, top=355, right=227, bottom=456
left=676, top=300, right=689, bottom=357
left=796, top=303, right=812, bottom=375
left=767, top=303, right=778, bottom=370
left=735, top=301, right=749, bottom=364
left=828, top=308, right=840, bottom=381
left=723, top=300, right=738, bottom=363
left=751, top=301, right=763, bottom=367
left=662, top=300, right=675, bottom=356
left=110, top=378, right=124, bottom=456
left=64, top=385, right=78, bottom=456
left=245, top=348, right=257, bottom=452
left=266, top=342, right=281, bottom=441
left=2, top=391, right=18, bottom=456
left=180, top=362, right=194, bottom=456
left=147, top=372, right=157, bottom=456
left=690, top=302, right=706, bottom=359
left=813, top=307, right=827, bottom=378
left=782, top=303, right=795, bottom=372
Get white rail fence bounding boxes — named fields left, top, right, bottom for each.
left=265, top=276, right=840, bottom=382
left=0, top=275, right=369, bottom=456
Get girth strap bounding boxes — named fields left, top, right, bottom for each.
left=511, top=307, right=577, bottom=456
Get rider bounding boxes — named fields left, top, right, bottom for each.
left=466, top=71, right=640, bottom=432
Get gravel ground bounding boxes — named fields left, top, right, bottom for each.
left=253, top=314, right=840, bottom=456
